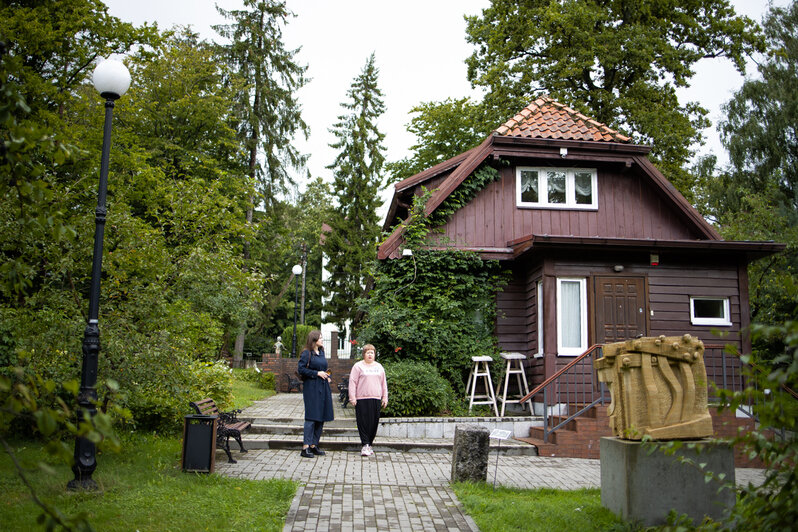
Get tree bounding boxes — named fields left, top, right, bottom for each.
left=696, top=1, right=798, bottom=331
left=386, top=97, right=488, bottom=183
left=323, top=54, right=386, bottom=331
left=720, top=1, right=798, bottom=211
left=214, top=0, right=308, bottom=207
left=454, top=0, right=764, bottom=198
left=215, top=0, right=308, bottom=362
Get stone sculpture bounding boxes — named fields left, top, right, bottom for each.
left=594, top=334, right=713, bottom=440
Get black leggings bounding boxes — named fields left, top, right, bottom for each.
left=355, top=398, right=381, bottom=446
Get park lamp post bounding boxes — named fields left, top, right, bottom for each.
left=290, top=264, right=303, bottom=357
left=67, top=58, right=131, bottom=491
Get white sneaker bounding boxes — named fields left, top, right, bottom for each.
left=361, top=445, right=370, bottom=457
left=367, top=445, right=375, bottom=456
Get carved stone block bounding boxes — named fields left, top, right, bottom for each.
left=594, top=335, right=713, bottom=440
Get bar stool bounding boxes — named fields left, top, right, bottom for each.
left=465, top=355, right=499, bottom=416
left=497, top=352, right=532, bottom=417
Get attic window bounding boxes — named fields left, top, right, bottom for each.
left=516, top=167, right=597, bottom=210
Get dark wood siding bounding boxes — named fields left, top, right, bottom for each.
left=495, top=252, right=746, bottom=386
left=438, top=164, right=702, bottom=248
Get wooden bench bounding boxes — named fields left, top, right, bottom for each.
left=189, top=398, right=251, bottom=463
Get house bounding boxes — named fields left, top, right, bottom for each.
left=378, top=97, right=784, bottom=390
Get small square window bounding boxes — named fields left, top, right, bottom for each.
left=690, top=297, right=731, bottom=326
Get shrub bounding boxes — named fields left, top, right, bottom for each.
left=235, top=367, right=275, bottom=390
left=382, top=360, right=455, bottom=417
left=280, top=324, right=315, bottom=357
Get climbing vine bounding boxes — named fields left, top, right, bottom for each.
left=362, top=180, right=508, bottom=394
left=429, top=165, right=500, bottom=226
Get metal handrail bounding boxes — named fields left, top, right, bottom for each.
left=523, top=342, right=796, bottom=444
left=519, top=344, right=608, bottom=443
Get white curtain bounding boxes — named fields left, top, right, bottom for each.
left=521, top=170, right=539, bottom=202
left=560, top=281, right=581, bottom=348
left=574, top=172, right=592, bottom=203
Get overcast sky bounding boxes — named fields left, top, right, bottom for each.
left=103, top=0, right=785, bottom=209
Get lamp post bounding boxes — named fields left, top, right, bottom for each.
left=290, top=264, right=303, bottom=357
left=67, top=58, right=131, bottom=491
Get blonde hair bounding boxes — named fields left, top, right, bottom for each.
left=362, top=344, right=376, bottom=355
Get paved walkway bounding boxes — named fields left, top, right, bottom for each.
left=215, top=394, right=767, bottom=531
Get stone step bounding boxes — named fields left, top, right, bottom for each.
left=226, top=434, right=538, bottom=456
left=249, top=423, right=361, bottom=437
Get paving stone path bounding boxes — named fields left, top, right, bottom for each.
left=214, top=394, right=766, bottom=531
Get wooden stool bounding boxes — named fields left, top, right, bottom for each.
left=497, top=352, right=532, bottom=417
left=465, top=355, right=499, bottom=416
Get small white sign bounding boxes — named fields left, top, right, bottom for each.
left=489, top=429, right=512, bottom=440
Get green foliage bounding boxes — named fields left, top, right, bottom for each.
left=280, top=324, right=315, bottom=357
left=695, top=3, right=798, bottom=331
left=720, top=1, right=798, bottom=211
left=214, top=0, right=308, bottom=205
left=387, top=98, right=489, bottom=183
left=323, top=54, right=386, bottom=331
left=0, top=433, right=296, bottom=532
left=234, top=367, right=276, bottom=391
left=381, top=361, right=455, bottom=417
left=429, top=165, right=501, bottom=226
left=124, top=359, right=233, bottom=433
left=0, top=365, right=126, bottom=530
left=716, top=322, right=798, bottom=532
left=361, top=191, right=507, bottom=390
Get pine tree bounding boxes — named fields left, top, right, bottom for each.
left=324, top=54, right=386, bottom=331
left=215, top=0, right=308, bottom=362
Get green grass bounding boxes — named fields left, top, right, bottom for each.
left=452, top=482, right=630, bottom=532
left=0, top=432, right=296, bottom=532
left=230, top=369, right=275, bottom=409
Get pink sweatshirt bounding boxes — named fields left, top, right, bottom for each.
left=348, top=361, right=388, bottom=403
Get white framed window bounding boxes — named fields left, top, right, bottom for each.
left=516, top=167, right=598, bottom=209
left=690, top=297, right=731, bottom=326
left=535, top=280, right=544, bottom=358
left=557, top=278, right=587, bottom=356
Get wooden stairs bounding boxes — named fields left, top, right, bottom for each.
left=515, top=404, right=769, bottom=467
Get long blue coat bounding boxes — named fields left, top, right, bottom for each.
left=297, top=348, right=334, bottom=422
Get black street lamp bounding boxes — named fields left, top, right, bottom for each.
left=68, top=58, right=131, bottom=491
left=290, top=264, right=303, bottom=357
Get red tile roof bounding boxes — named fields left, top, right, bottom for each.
left=495, top=96, right=631, bottom=143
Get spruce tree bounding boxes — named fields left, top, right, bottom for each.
left=324, top=54, right=386, bottom=331
left=215, top=0, right=308, bottom=361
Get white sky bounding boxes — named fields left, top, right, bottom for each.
left=103, top=0, right=785, bottom=210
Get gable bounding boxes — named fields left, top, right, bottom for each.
left=378, top=97, right=779, bottom=261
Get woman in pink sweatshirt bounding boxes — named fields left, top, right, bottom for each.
left=348, top=344, right=388, bottom=457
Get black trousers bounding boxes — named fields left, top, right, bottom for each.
left=355, top=398, right=381, bottom=446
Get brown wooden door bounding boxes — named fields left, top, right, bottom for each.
left=594, top=277, right=647, bottom=343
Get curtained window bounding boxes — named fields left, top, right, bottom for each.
left=557, top=278, right=587, bottom=356
left=516, top=167, right=597, bottom=209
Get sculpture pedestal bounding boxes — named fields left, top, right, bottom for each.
left=600, top=437, right=735, bottom=526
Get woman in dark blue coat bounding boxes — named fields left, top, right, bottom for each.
left=297, top=330, right=334, bottom=458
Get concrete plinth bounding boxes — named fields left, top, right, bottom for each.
left=600, top=437, right=735, bottom=526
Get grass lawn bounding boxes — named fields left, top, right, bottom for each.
left=230, top=369, right=276, bottom=409
left=453, top=482, right=630, bottom=532
left=0, top=432, right=296, bottom=532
